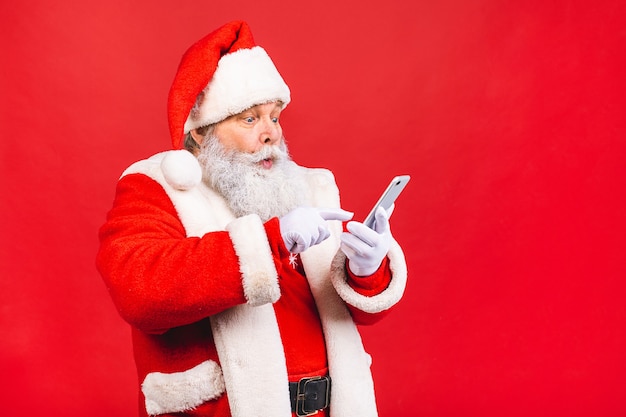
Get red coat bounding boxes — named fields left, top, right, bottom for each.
left=97, top=150, right=408, bottom=417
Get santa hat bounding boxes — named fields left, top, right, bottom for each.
left=167, top=21, right=291, bottom=149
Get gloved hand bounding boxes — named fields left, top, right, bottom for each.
left=340, top=206, right=393, bottom=276
left=280, top=207, right=354, bottom=253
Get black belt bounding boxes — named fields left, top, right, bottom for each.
left=289, top=375, right=331, bottom=416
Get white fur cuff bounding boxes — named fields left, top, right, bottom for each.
left=142, top=360, right=225, bottom=416
left=226, top=214, right=281, bottom=306
left=330, top=239, right=407, bottom=313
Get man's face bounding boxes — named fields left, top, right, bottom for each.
left=195, top=105, right=305, bottom=221
left=212, top=102, right=283, bottom=169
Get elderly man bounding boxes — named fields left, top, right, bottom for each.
left=97, top=21, right=407, bottom=417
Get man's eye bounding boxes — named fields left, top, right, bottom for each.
left=272, top=117, right=279, bottom=123
left=244, top=117, right=255, bottom=123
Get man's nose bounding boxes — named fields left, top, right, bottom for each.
left=259, top=118, right=280, bottom=144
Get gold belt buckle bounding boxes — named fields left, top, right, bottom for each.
left=295, top=376, right=330, bottom=416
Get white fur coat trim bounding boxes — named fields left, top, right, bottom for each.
left=210, top=304, right=292, bottom=416
left=226, top=214, right=281, bottom=305
left=142, top=360, right=225, bottom=415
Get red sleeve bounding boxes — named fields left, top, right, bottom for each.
left=345, top=257, right=394, bottom=325
left=346, top=257, right=392, bottom=296
left=96, top=173, right=281, bottom=334
left=339, top=221, right=392, bottom=297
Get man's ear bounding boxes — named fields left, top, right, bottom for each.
left=190, top=129, right=204, bottom=145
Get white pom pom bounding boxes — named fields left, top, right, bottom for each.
left=160, top=150, right=202, bottom=191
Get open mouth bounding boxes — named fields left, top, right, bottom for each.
left=261, top=158, right=273, bottom=169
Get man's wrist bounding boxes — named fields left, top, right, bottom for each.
left=346, top=257, right=391, bottom=296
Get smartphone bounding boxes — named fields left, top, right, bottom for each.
left=363, top=175, right=411, bottom=229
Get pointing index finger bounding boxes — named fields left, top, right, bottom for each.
left=316, top=207, right=354, bottom=222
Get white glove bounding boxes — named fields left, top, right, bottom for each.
left=340, top=206, right=392, bottom=276
left=280, top=207, right=353, bottom=253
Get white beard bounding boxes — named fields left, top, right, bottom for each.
left=197, top=136, right=307, bottom=222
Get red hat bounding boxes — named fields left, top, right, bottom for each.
left=167, top=21, right=291, bottom=149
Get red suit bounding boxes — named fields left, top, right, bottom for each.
left=97, top=150, right=408, bottom=417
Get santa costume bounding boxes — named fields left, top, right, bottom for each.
left=97, top=21, right=407, bottom=417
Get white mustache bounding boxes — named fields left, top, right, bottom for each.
left=239, top=144, right=289, bottom=164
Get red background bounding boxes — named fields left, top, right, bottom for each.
left=1, top=1, right=625, bottom=416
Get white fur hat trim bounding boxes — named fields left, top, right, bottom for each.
left=184, top=46, right=290, bottom=132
